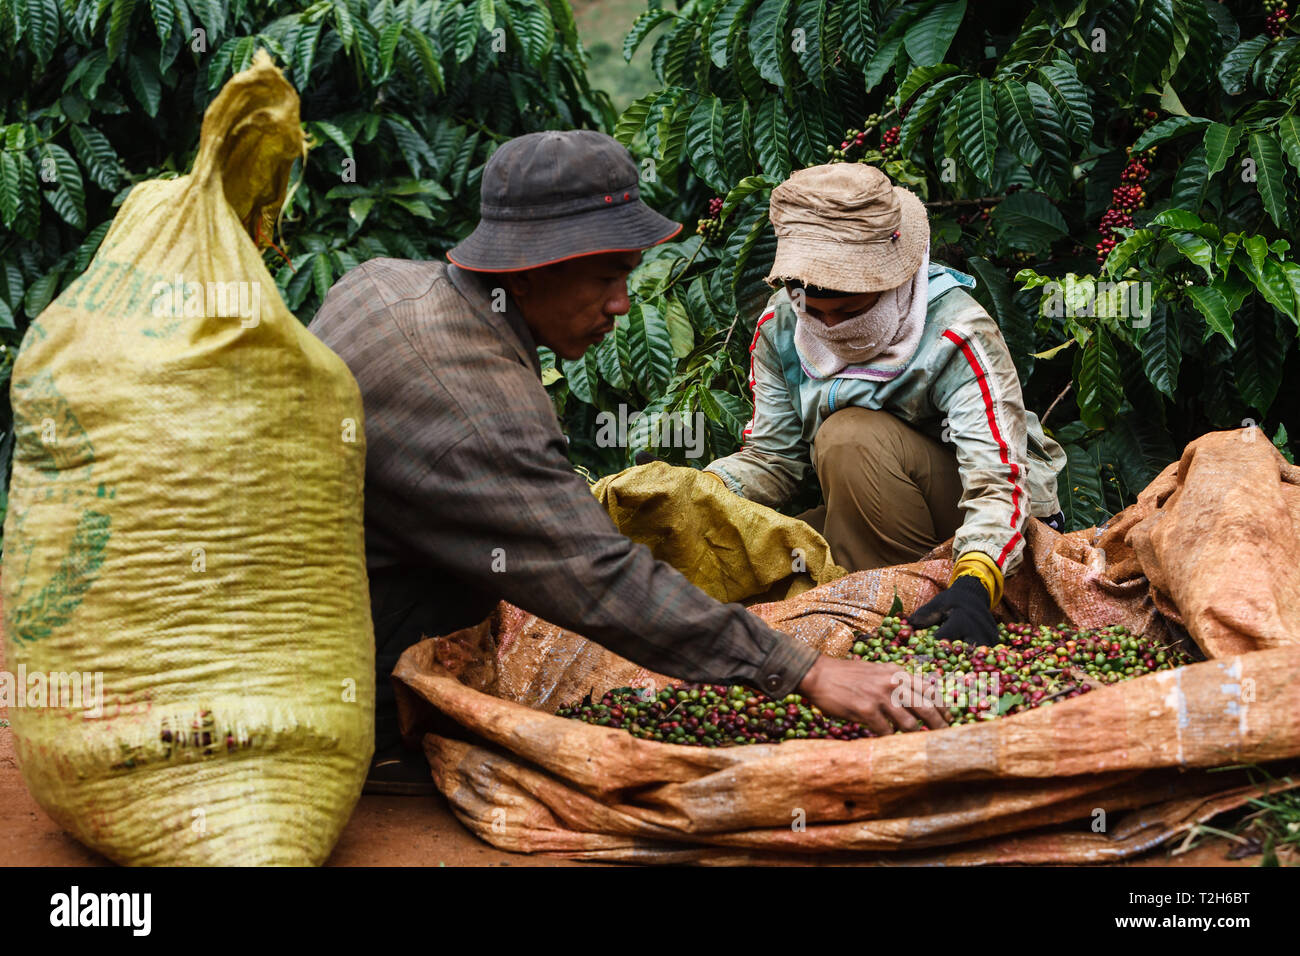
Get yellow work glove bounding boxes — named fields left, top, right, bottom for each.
left=948, top=551, right=1004, bottom=609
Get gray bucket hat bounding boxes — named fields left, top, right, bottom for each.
left=447, top=129, right=682, bottom=272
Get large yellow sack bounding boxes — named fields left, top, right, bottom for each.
left=1, top=51, right=373, bottom=865
left=591, top=462, right=846, bottom=604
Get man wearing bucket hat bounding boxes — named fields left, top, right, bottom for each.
left=704, top=164, right=1067, bottom=645
left=311, top=132, right=948, bottom=792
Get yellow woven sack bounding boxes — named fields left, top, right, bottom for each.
left=1, top=51, right=373, bottom=865
left=591, top=461, right=846, bottom=603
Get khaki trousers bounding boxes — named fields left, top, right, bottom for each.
left=796, top=407, right=965, bottom=573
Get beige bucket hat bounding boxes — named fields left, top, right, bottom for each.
left=764, top=163, right=929, bottom=293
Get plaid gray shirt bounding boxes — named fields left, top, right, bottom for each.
left=308, top=258, right=819, bottom=702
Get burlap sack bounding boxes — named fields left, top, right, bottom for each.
left=394, top=430, right=1300, bottom=863
left=1, top=52, right=373, bottom=865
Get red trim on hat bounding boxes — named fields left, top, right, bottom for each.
left=446, top=222, right=684, bottom=272
left=941, top=328, right=1023, bottom=568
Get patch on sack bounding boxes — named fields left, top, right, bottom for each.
left=12, top=370, right=95, bottom=478
left=7, top=509, right=111, bottom=644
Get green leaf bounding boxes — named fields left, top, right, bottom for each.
left=900, top=73, right=966, bottom=153
left=1233, top=304, right=1285, bottom=414
left=1167, top=232, right=1213, bottom=279
left=453, top=4, right=479, bottom=62
left=956, top=78, right=996, bottom=183
left=1075, top=326, right=1122, bottom=428
left=561, top=349, right=600, bottom=404
left=25, top=0, right=59, bottom=66
left=67, top=125, right=119, bottom=193
left=686, top=96, right=729, bottom=193
left=898, top=63, right=960, bottom=113
left=595, top=320, right=630, bottom=390
left=902, top=0, right=965, bottom=67
left=864, top=35, right=903, bottom=92
left=41, top=142, right=84, bottom=229
left=720, top=174, right=775, bottom=222
left=1203, top=122, right=1245, bottom=177
left=1025, top=81, right=1071, bottom=192
left=749, top=0, right=794, bottom=87
left=840, top=0, right=875, bottom=69
left=627, top=300, right=673, bottom=398
left=476, top=0, right=495, bottom=31
left=1035, top=60, right=1092, bottom=146
left=1138, top=303, right=1180, bottom=398
left=625, top=8, right=671, bottom=61
left=658, top=19, right=698, bottom=87
left=149, top=0, right=174, bottom=43
left=1246, top=255, right=1298, bottom=322
left=126, top=52, right=162, bottom=116
left=0, top=152, right=20, bottom=229
left=311, top=120, right=354, bottom=158
left=614, top=90, right=656, bottom=146
left=993, top=79, right=1041, bottom=165
left=1277, top=112, right=1300, bottom=175
left=663, top=296, right=694, bottom=358
left=1185, top=285, right=1234, bottom=345
left=23, top=269, right=61, bottom=318
left=990, top=190, right=1067, bottom=252
left=1148, top=208, right=1219, bottom=239
left=703, top=387, right=747, bottom=437
left=1219, top=35, right=1268, bottom=95
left=996, top=692, right=1024, bottom=716
left=348, top=197, right=374, bottom=225
left=506, top=0, right=553, bottom=65
left=1248, top=130, right=1289, bottom=230
left=708, top=0, right=755, bottom=67
left=1168, top=143, right=1209, bottom=212
left=334, top=0, right=356, bottom=49
left=792, top=0, right=827, bottom=90
left=787, top=94, right=828, bottom=168
left=378, top=19, right=404, bottom=76
left=107, top=0, right=137, bottom=63
left=406, top=28, right=444, bottom=92
left=752, top=95, right=791, bottom=178
left=887, top=589, right=905, bottom=618
left=1130, top=115, right=1210, bottom=153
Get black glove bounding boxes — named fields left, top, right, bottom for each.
left=908, top=576, right=1001, bottom=646
left=633, top=451, right=662, bottom=466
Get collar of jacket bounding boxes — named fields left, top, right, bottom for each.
left=446, top=262, right=543, bottom=378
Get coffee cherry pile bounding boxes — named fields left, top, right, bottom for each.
left=1266, top=0, right=1290, bottom=39
left=556, top=683, right=873, bottom=746
left=850, top=617, right=1192, bottom=725
left=696, top=196, right=725, bottom=242
left=557, top=619, right=1193, bottom=744
left=1097, top=145, right=1155, bottom=265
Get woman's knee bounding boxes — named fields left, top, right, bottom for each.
left=814, top=407, right=908, bottom=475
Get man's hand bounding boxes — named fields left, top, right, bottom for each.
left=908, top=576, right=1000, bottom=646
left=796, top=656, right=949, bottom=735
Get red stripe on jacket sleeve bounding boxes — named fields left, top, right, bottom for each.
left=742, top=310, right=777, bottom=441
left=941, top=328, right=1023, bottom=567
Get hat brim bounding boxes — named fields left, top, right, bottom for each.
left=447, top=201, right=683, bottom=272
left=764, top=186, right=929, bottom=292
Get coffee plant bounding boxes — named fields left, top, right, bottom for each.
left=0, top=0, right=614, bottom=538
left=556, top=618, right=1193, bottom=745
left=547, top=0, right=1300, bottom=531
